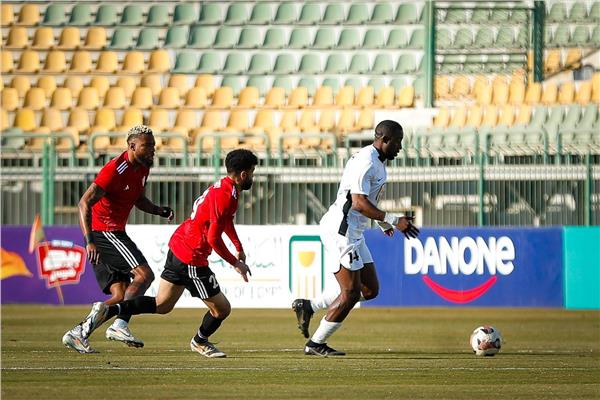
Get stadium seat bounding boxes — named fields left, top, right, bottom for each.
left=263, top=28, right=286, bottom=49
left=50, top=87, right=73, bottom=111
left=31, top=27, right=54, bottom=49
left=197, top=53, right=221, bottom=74
left=198, top=3, right=222, bottom=25
left=395, top=54, right=417, bottom=74
left=141, top=74, right=163, bottom=97
left=137, top=28, right=161, bottom=50
left=238, top=27, right=262, bottom=49
left=356, top=108, right=374, bottom=131
left=355, top=86, right=374, bottom=107
left=272, top=77, right=294, bottom=96
left=15, top=50, right=40, bottom=73
left=298, top=4, right=321, bottom=25
left=323, top=4, right=345, bottom=24
left=237, top=87, right=260, bottom=108
left=558, top=82, right=575, bottom=104
left=57, top=27, right=81, bottom=49
left=108, top=28, right=134, bottom=50
left=313, top=28, right=337, bottom=49
left=113, top=108, right=144, bottom=149
left=450, top=76, right=469, bottom=98
left=547, top=2, right=567, bottom=22
left=1, top=51, right=14, bottom=73
left=264, top=87, right=286, bottom=108
left=551, top=25, right=570, bottom=47
left=184, top=87, right=208, bottom=109
left=173, top=4, right=197, bottom=25
left=474, top=27, right=494, bottom=48
left=541, top=83, right=558, bottom=105
left=575, top=80, right=592, bottom=105
left=248, top=54, right=271, bottom=75
left=211, top=87, right=234, bottom=109
left=157, top=87, right=180, bottom=109
left=1, top=88, right=19, bottom=111
left=42, top=50, right=66, bottom=72
left=299, top=54, right=321, bottom=74
left=90, top=76, right=109, bottom=100
left=95, top=4, right=119, bottom=26
left=62, top=77, right=82, bottom=99
left=214, top=27, right=239, bottom=49
left=15, top=4, right=40, bottom=26
left=195, top=75, right=216, bottom=98
left=36, top=76, right=57, bottom=99
left=146, top=4, right=170, bottom=26
left=335, top=86, right=355, bottom=107
left=246, top=109, right=280, bottom=149
left=371, top=3, right=394, bottom=24
left=103, top=87, right=126, bottom=109
left=397, top=86, right=415, bottom=107
left=222, top=53, right=247, bottom=74
left=69, top=4, right=93, bottom=26
left=130, top=87, right=154, bottom=110
left=336, top=108, right=357, bottom=134
left=167, top=75, right=190, bottom=98
left=289, top=27, right=313, bottom=49
left=14, top=108, right=36, bottom=132
left=173, top=53, right=199, bottom=74
left=82, top=27, right=106, bottom=50
left=5, top=27, right=28, bottom=49
left=347, top=3, right=369, bottom=24
left=114, top=77, right=136, bottom=100
left=164, top=26, right=188, bottom=49
left=348, top=54, right=370, bottom=74
left=1, top=4, right=14, bottom=26
left=148, top=50, right=170, bottom=73
left=324, top=54, right=347, bottom=74
left=396, top=3, right=420, bottom=24
left=249, top=3, right=272, bottom=25
left=287, top=87, right=309, bottom=108
left=120, top=4, right=144, bottom=26
left=408, top=29, right=425, bottom=48
left=372, top=54, right=393, bottom=74
left=359, top=29, right=383, bottom=49
left=225, top=3, right=248, bottom=25
left=274, top=3, right=297, bottom=24
left=122, top=52, right=145, bottom=74
left=147, top=108, right=170, bottom=133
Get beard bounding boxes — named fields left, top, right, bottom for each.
left=241, top=179, right=253, bottom=190
left=141, top=155, right=154, bottom=168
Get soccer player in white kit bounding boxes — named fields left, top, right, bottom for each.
left=292, top=120, right=420, bottom=356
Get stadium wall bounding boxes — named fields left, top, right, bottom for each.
left=1, top=225, right=598, bottom=309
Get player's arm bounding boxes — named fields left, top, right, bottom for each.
left=352, top=194, right=419, bottom=239
left=78, top=183, right=106, bottom=263
left=207, top=222, right=251, bottom=282
left=134, top=190, right=174, bottom=221
left=224, top=218, right=245, bottom=262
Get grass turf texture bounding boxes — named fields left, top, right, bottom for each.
left=2, top=306, right=599, bottom=399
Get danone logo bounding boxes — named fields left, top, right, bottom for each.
left=405, top=236, right=515, bottom=303
left=36, top=240, right=86, bottom=288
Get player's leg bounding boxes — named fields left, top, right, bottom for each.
left=359, top=263, right=379, bottom=301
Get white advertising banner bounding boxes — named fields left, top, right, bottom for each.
left=126, top=225, right=339, bottom=308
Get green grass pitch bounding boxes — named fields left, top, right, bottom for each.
left=2, top=306, right=599, bottom=399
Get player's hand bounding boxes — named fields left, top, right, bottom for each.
left=396, top=216, right=420, bottom=239
left=234, top=260, right=252, bottom=283
left=377, top=221, right=395, bottom=237
left=86, top=243, right=100, bottom=264
left=158, top=206, right=174, bottom=221
left=237, top=250, right=246, bottom=263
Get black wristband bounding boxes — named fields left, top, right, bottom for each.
left=85, top=233, right=94, bottom=244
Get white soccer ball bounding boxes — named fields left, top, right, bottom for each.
left=470, top=325, right=502, bottom=356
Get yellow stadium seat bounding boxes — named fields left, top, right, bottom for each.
left=211, top=87, right=234, bottom=109
left=575, top=81, right=592, bottom=105
left=10, top=76, right=30, bottom=98
left=90, top=76, right=110, bottom=100
left=435, top=75, right=450, bottom=99
left=312, top=87, right=334, bottom=107
left=1, top=4, right=14, bottom=26
left=481, top=105, right=498, bottom=127
left=356, top=108, right=374, bottom=131
left=83, top=27, right=107, bottom=50
left=509, top=81, right=525, bottom=105
left=184, top=87, right=208, bottom=109
left=114, top=108, right=144, bottom=148
left=5, top=27, right=28, bottom=49
left=466, top=105, right=483, bottom=128
left=195, top=75, right=216, bottom=98
left=1, top=108, right=10, bottom=131
left=157, top=87, right=181, bottom=109
left=148, top=50, right=170, bottom=73
left=89, top=108, right=116, bottom=150
left=56, top=27, right=81, bottom=50
left=336, top=108, right=357, bottom=134
left=515, top=104, right=532, bottom=126
left=287, top=87, right=309, bottom=109
left=172, top=109, right=198, bottom=136
left=246, top=109, right=280, bottom=150
left=544, top=50, right=561, bottom=74
left=116, top=77, right=137, bottom=99
left=492, top=79, right=509, bottom=106
left=591, top=73, right=600, bottom=103
left=1, top=51, right=14, bottom=73
left=43, top=50, right=67, bottom=73
left=299, top=109, right=318, bottom=132
left=498, top=105, right=515, bottom=127
left=450, top=76, right=470, bottom=99
left=264, top=87, right=286, bottom=108
left=449, top=106, right=467, bottom=129
left=1, top=88, right=19, bottom=111
left=433, top=107, right=450, bottom=128
left=167, top=75, right=190, bottom=98
left=77, top=87, right=100, bottom=110
left=130, top=87, right=154, bottom=110
left=34, top=108, right=66, bottom=148
left=103, top=87, right=127, bottom=109
left=475, top=83, right=492, bottom=105
left=69, top=50, right=93, bottom=73
left=63, top=77, right=83, bottom=99
left=96, top=51, right=118, bottom=73
left=565, top=48, right=581, bottom=69
left=15, top=4, right=40, bottom=26
left=355, top=86, right=374, bottom=107
left=14, top=108, right=37, bottom=131
left=24, top=88, right=46, bottom=111
left=140, top=74, right=163, bottom=97
left=318, top=109, right=336, bottom=132
left=31, top=27, right=54, bottom=49
left=16, top=50, right=40, bottom=73
left=397, top=86, right=415, bottom=108
left=147, top=109, right=169, bottom=134
left=375, top=86, right=395, bottom=108
left=122, top=52, right=145, bottom=74
left=50, top=87, right=73, bottom=111
left=66, top=108, right=90, bottom=136
left=279, top=110, right=301, bottom=149
left=525, top=83, right=542, bottom=105
left=558, top=82, right=575, bottom=104
left=541, top=82, right=558, bottom=105
left=335, top=86, right=355, bottom=107
left=237, top=87, right=259, bottom=108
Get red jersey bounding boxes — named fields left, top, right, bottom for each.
left=169, top=176, right=242, bottom=267
left=92, top=151, right=149, bottom=231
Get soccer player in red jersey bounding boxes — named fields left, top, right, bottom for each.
left=62, top=125, right=174, bottom=354
left=73, top=149, right=257, bottom=358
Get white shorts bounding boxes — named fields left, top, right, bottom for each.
left=319, top=225, right=373, bottom=273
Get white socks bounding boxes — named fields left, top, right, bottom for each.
left=310, top=285, right=367, bottom=312
left=311, top=317, right=342, bottom=344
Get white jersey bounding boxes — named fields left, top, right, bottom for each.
left=320, top=145, right=387, bottom=240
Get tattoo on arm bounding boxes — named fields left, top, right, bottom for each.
left=79, top=183, right=105, bottom=236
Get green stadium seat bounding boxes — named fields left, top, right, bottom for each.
left=590, top=3, right=600, bottom=22
left=395, top=3, right=420, bottom=24
left=490, top=8, right=510, bottom=22
left=95, top=4, right=118, bottom=26
left=529, top=106, right=548, bottom=128
left=197, top=53, right=221, bottom=74
left=298, top=54, right=321, bottom=74
left=272, top=76, right=294, bottom=95
left=385, top=28, right=407, bottom=48
left=547, top=2, right=567, bottom=22
left=474, top=27, right=494, bottom=48
left=395, top=54, right=417, bottom=74
left=390, top=78, right=408, bottom=96
left=413, top=75, right=426, bottom=98
left=120, top=5, right=144, bottom=26
left=298, top=4, right=321, bottom=25
left=221, top=76, right=244, bottom=97
left=136, top=28, right=161, bottom=50
left=225, top=3, right=248, bottom=25
left=322, top=78, right=341, bottom=95
left=238, top=27, right=262, bottom=48
left=371, top=3, right=394, bottom=24
left=146, top=5, right=170, bottom=26
left=273, top=53, right=297, bottom=74
left=222, top=53, right=247, bottom=74
left=173, top=4, right=197, bottom=25
left=545, top=106, right=564, bottom=129
left=324, top=54, right=347, bottom=74
left=408, top=29, right=425, bottom=48
left=495, top=27, right=515, bottom=47
left=246, top=76, right=270, bottom=97
left=188, top=26, right=215, bottom=48
left=288, top=27, right=312, bottom=49
left=108, top=28, right=135, bottom=50
left=347, top=3, right=369, bottom=24
left=313, top=28, right=336, bottom=49
left=338, top=28, right=360, bottom=49
left=298, top=77, right=317, bottom=97
left=552, top=25, right=571, bottom=47
left=571, top=25, right=590, bottom=46
left=592, top=26, right=600, bottom=46
left=247, top=54, right=271, bottom=75
left=364, top=28, right=385, bottom=48
left=516, top=28, right=529, bottom=47
left=165, top=26, right=188, bottom=49
left=563, top=104, right=582, bottom=130
left=263, top=28, right=286, bottom=49
left=510, top=9, right=528, bottom=23
left=42, top=4, right=67, bottom=26
left=437, top=28, right=453, bottom=49
left=372, top=54, right=393, bottom=74
left=470, top=8, right=489, bottom=23
left=578, top=104, right=598, bottom=129
left=322, top=4, right=345, bottom=24
left=214, top=27, right=239, bottom=49
left=274, top=3, right=296, bottom=24
left=199, top=4, right=222, bottom=25
left=69, top=4, right=93, bottom=25
left=249, top=3, right=272, bottom=25
left=348, top=54, right=370, bottom=74
left=445, top=9, right=467, bottom=23
left=173, top=52, right=199, bottom=73
left=344, top=78, right=362, bottom=92
left=368, top=78, right=386, bottom=94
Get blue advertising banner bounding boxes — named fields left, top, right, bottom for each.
left=363, top=227, right=563, bottom=307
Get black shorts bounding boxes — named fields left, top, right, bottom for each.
left=91, top=230, right=148, bottom=294
left=161, top=250, right=221, bottom=300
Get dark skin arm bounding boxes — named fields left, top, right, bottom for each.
left=351, top=193, right=420, bottom=239
left=78, top=183, right=106, bottom=264
left=135, top=189, right=174, bottom=221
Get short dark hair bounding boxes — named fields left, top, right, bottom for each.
left=126, top=125, right=154, bottom=145
left=225, top=149, right=258, bottom=174
left=374, top=120, right=403, bottom=139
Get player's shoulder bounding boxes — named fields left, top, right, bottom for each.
left=101, top=152, right=128, bottom=175
left=350, top=146, right=377, bottom=167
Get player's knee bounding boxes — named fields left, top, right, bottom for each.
left=340, top=288, right=361, bottom=306
left=210, top=300, right=231, bottom=319
left=134, top=265, right=155, bottom=285
left=155, top=302, right=174, bottom=314
left=362, top=287, right=379, bottom=300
